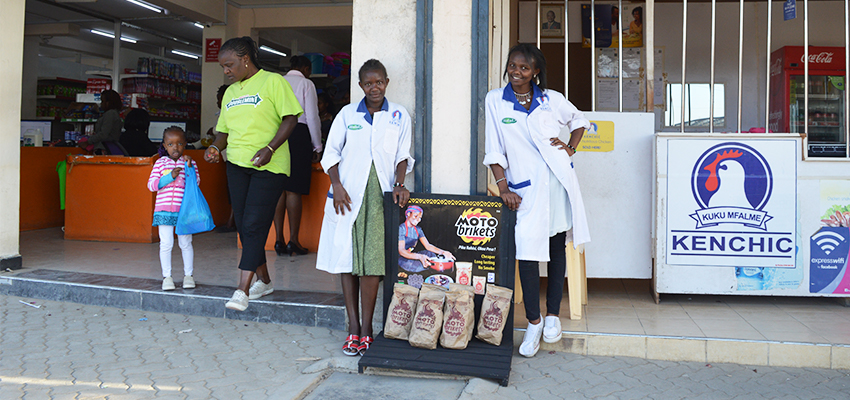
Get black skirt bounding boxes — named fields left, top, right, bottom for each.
left=282, top=123, right=313, bottom=195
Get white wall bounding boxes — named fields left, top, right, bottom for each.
left=1, top=0, right=24, bottom=262
left=201, top=25, right=227, bottom=137
left=350, top=0, right=417, bottom=185
left=431, top=0, right=473, bottom=195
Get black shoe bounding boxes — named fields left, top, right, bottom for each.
left=286, top=241, right=309, bottom=256
left=274, top=241, right=286, bottom=256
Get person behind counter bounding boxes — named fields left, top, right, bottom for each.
left=484, top=43, right=591, bottom=358
left=317, top=91, right=336, bottom=146
left=204, top=36, right=303, bottom=312
left=273, top=55, right=324, bottom=257
left=147, top=127, right=198, bottom=291
left=120, top=108, right=159, bottom=157
left=316, top=59, right=414, bottom=357
left=82, top=89, right=126, bottom=155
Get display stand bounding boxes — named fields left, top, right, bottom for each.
left=359, top=193, right=516, bottom=386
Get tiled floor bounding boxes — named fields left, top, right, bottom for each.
left=20, top=227, right=341, bottom=294
left=19, top=228, right=850, bottom=345
left=514, top=278, right=850, bottom=345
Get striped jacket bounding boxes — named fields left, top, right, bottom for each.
left=147, top=156, right=199, bottom=213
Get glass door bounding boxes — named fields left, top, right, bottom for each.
left=792, top=75, right=846, bottom=157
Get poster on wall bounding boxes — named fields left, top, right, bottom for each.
left=666, top=139, right=797, bottom=268
left=582, top=3, right=643, bottom=48
left=393, top=195, right=511, bottom=295
left=540, top=4, right=565, bottom=38
left=810, top=180, right=850, bottom=293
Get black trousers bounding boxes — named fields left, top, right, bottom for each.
left=226, top=162, right=287, bottom=271
left=517, top=232, right=567, bottom=321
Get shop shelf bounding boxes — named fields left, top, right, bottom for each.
left=121, top=73, right=201, bottom=86
left=125, top=93, right=199, bottom=104
left=37, top=77, right=86, bottom=86
left=61, top=118, right=97, bottom=123
left=37, top=95, right=77, bottom=101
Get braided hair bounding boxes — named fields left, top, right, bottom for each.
left=220, top=36, right=261, bottom=70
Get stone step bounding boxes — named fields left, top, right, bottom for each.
left=0, top=269, right=345, bottom=330
left=512, top=329, right=850, bottom=370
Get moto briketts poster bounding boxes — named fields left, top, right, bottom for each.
left=395, top=196, right=506, bottom=295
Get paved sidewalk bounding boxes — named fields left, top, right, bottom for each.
left=1, top=295, right=848, bottom=399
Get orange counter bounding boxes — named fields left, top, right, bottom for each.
left=20, top=147, right=84, bottom=231
left=64, top=150, right=229, bottom=243
left=241, top=164, right=330, bottom=252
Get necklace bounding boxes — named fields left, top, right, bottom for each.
left=514, top=90, right=532, bottom=105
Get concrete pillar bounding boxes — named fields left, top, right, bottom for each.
left=201, top=25, right=227, bottom=135
left=430, top=0, right=473, bottom=195
left=0, top=0, right=24, bottom=269
left=350, top=0, right=417, bottom=188
left=21, top=37, right=39, bottom=120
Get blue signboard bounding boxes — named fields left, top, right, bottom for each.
left=810, top=226, right=850, bottom=293
left=784, top=0, right=796, bottom=21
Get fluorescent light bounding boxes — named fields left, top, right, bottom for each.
left=193, top=22, right=204, bottom=29
left=260, top=45, right=286, bottom=57
left=90, top=29, right=137, bottom=43
left=125, top=0, right=162, bottom=13
left=171, top=49, right=199, bottom=59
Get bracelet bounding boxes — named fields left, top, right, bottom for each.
left=393, top=182, right=405, bottom=188
left=495, top=177, right=506, bottom=185
left=266, top=145, right=276, bottom=153
left=566, top=143, right=577, bottom=152
left=209, top=144, right=221, bottom=153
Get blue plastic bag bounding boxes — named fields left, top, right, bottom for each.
left=176, top=161, right=215, bottom=235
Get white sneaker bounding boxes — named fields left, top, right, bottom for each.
left=543, top=315, right=562, bottom=343
left=248, top=280, right=274, bottom=300
left=225, top=290, right=249, bottom=311
left=182, top=276, right=195, bottom=289
left=162, top=277, right=175, bottom=291
left=518, top=318, right=544, bottom=358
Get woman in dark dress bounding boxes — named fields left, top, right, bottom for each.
left=120, top=108, right=160, bottom=157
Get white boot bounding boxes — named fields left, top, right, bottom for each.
left=518, top=317, right=544, bottom=358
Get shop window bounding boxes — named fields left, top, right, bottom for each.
left=664, top=83, right=725, bottom=128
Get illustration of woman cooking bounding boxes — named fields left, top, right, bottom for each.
left=398, top=205, right=456, bottom=273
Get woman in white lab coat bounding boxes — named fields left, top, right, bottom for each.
left=484, top=43, right=591, bottom=358
left=317, top=59, right=414, bottom=356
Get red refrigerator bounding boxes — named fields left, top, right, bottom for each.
left=769, top=46, right=846, bottom=157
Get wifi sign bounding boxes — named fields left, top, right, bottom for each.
left=813, top=231, right=844, bottom=255
left=810, top=227, right=850, bottom=294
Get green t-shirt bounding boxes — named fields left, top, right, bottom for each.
left=216, top=69, right=304, bottom=175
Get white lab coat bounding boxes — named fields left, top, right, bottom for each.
left=316, top=98, right=415, bottom=274
left=483, top=85, right=591, bottom=262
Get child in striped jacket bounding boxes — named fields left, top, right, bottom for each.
left=147, top=127, right=199, bottom=291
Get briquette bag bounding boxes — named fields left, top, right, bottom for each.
left=384, top=283, right=420, bottom=340
left=439, top=288, right=475, bottom=350
left=475, top=284, right=513, bottom=346
left=407, top=284, right=446, bottom=350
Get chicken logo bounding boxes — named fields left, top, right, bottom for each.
left=689, top=142, right=773, bottom=230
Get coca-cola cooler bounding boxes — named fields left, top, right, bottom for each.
left=769, top=46, right=846, bottom=157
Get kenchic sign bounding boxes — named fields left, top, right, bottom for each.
left=666, top=140, right=797, bottom=268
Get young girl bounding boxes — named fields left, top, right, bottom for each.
left=316, top=59, right=414, bottom=356
left=147, top=127, right=199, bottom=291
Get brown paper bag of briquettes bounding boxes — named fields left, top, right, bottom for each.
left=475, top=284, right=513, bottom=346
left=384, top=283, right=420, bottom=340
left=408, top=284, right=446, bottom=350
left=440, top=288, right=475, bottom=350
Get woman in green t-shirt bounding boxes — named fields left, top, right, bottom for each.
left=204, top=37, right=303, bottom=311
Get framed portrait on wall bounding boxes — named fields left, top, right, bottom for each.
left=541, top=4, right=565, bottom=38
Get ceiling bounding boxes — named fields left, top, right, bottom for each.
left=25, top=0, right=352, bottom=68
